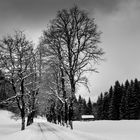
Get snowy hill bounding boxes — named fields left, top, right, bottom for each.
left=0, top=110, right=140, bottom=140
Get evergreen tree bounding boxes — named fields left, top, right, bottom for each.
left=86, top=98, right=92, bottom=115
left=92, top=103, right=97, bottom=119
left=78, top=95, right=83, bottom=119
left=108, top=86, right=113, bottom=120
left=125, top=82, right=137, bottom=119
left=119, top=84, right=126, bottom=119
left=83, top=99, right=87, bottom=115
left=125, top=80, right=130, bottom=90
left=109, top=81, right=122, bottom=120
left=125, top=86, right=131, bottom=119
left=96, top=93, right=104, bottom=120
left=133, top=79, right=140, bottom=119
left=77, top=95, right=87, bottom=119
left=102, top=92, right=110, bottom=119
left=73, top=96, right=79, bottom=120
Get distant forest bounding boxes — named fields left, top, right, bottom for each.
left=73, top=79, right=140, bottom=120
left=1, top=68, right=140, bottom=121
left=95, top=79, right=140, bottom=120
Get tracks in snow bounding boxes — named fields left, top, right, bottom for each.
left=38, top=122, right=65, bottom=140
left=37, top=122, right=96, bottom=140
left=38, top=123, right=48, bottom=140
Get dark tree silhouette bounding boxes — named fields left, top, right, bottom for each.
left=87, top=98, right=92, bottom=115
left=96, top=79, right=140, bottom=120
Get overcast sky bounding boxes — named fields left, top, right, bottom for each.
left=0, top=0, right=140, bottom=101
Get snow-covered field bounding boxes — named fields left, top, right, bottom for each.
left=0, top=110, right=140, bottom=140
left=74, top=121, right=140, bottom=140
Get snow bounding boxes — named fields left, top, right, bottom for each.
left=74, top=121, right=140, bottom=140
left=0, top=110, right=140, bottom=140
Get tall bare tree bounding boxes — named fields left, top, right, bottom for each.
left=0, top=31, right=37, bottom=130
left=41, top=6, right=104, bottom=129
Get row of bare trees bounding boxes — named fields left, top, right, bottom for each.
left=38, top=6, right=104, bottom=129
left=0, top=6, right=104, bottom=130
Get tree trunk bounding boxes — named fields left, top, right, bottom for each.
left=21, top=79, right=26, bottom=130
left=69, top=101, right=73, bottom=130
left=26, top=111, right=35, bottom=126
left=21, top=109, right=25, bottom=130
left=64, top=101, right=68, bottom=125
left=69, top=78, right=75, bottom=129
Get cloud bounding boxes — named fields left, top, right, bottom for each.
left=0, top=0, right=135, bottom=20
left=74, top=0, right=134, bottom=15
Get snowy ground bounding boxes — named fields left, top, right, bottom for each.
left=0, top=110, right=140, bottom=140
left=74, top=121, right=140, bottom=140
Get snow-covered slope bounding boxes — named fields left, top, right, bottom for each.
left=0, top=110, right=140, bottom=140
left=0, top=110, right=20, bottom=138
left=0, top=110, right=15, bottom=124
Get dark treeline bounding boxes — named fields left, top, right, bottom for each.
left=73, top=95, right=93, bottom=120
left=1, top=68, right=140, bottom=121
left=70, top=78, right=140, bottom=121
left=96, top=79, right=140, bottom=120
left=0, top=70, right=19, bottom=114
left=46, top=94, right=94, bottom=123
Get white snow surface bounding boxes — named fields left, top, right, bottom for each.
left=0, top=110, right=140, bottom=140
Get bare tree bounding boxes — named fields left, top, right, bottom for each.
left=26, top=52, right=39, bottom=126
left=0, top=31, right=37, bottom=130
left=41, top=6, right=104, bottom=129
left=37, top=42, right=71, bottom=126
